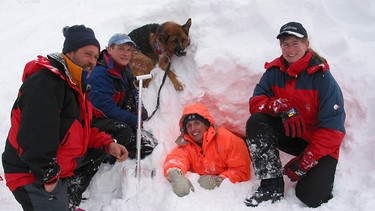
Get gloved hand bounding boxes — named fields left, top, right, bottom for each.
left=198, top=175, right=223, bottom=190
left=280, top=107, right=305, bottom=138
left=167, top=169, right=195, bottom=197
left=283, top=151, right=318, bottom=182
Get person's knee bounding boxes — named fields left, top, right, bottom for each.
left=295, top=183, right=331, bottom=208
left=246, top=113, right=277, bottom=143
left=108, top=122, right=134, bottom=146
left=246, top=113, right=273, bottom=131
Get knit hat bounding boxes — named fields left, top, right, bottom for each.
left=183, top=113, right=210, bottom=132
left=62, top=25, right=100, bottom=54
left=276, top=22, right=308, bottom=39
left=108, top=33, right=136, bottom=47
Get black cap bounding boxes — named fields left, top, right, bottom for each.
left=183, top=114, right=210, bottom=132
left=276, top=22, right=308, bottom=39
left=62, top=25, right=100, bottom=53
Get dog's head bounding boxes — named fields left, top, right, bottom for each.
left=155, top=18, right=192, bottom=57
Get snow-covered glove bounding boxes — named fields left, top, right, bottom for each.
left=280, top=107, right=305, bottom=138
left=265, top=98, right=294, bottom=116
left=283, top=151, right=318, bottom=182
left=198, top=175, right=223, bottom=190
left=168, top=169, right=195, bottom=197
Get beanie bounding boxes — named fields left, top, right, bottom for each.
left=62, top=25, right=101, bottom=54
left=183, top=114, right=210, bottom=132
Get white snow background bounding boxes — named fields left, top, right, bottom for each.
left=1, top=0, right=375, bottom=210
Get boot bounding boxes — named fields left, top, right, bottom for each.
left=244, top=177, right=284, bottom=207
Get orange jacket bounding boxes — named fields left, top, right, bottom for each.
left=163, top=103, right=251, bottom=183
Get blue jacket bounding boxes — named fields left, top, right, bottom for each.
left=88, top=51, right=138, bottom=128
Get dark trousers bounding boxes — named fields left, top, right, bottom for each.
left=92, top=118, right=136, bottom=159
left=246, top=113, right=337, bottom=207
left=92, top=118, right=157, bottom=160
left=12, top=149, right=105, bottom=210
left=13, top=179, right=69, bottom=211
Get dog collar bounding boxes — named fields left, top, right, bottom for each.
left=154, top=40, right=163, bottom=55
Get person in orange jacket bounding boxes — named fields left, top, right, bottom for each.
left=163, top=103, right=251, bottom=197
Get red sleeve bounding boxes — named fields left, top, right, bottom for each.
left=306, top=128, right=345, bottom=160
left=88, top=127, right=114, bottom=151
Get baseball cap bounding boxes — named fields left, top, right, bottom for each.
left=276, top=22, right=308, bottom=39
left=108, top=33, right=136, bottom=47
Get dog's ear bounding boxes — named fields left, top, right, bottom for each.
left=182, top=18, right=192, bottom=35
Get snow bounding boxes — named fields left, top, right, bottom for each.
left=1, top=0, right=375, bottom=210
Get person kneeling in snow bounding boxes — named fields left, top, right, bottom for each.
left=244, top=22, right=346, bottom=208
left=163, top=103, right=251, bottom=197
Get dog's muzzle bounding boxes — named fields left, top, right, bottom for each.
left=175, top=47, right=187, bottom=57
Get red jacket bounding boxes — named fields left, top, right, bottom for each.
left=2, top=53, right=113, bottom=191
left=163, top=103, right=251, bottom=183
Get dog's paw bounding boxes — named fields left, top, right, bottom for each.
left=174, top=81, right=185, bottom=91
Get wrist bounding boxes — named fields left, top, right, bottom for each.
left=280, top=107, right=299, bottom=119
left=167, top=168, right=183, bottom=181
left=214, top=176, right=224, bottom=187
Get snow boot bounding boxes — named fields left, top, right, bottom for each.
left=244, top=177, right=284, bottom=207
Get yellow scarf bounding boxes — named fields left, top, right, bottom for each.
left=61, top=53, right=83, bottom=91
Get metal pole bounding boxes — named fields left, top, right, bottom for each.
left=135, top=74, right=153, bottom=183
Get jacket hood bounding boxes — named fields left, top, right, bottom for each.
left=178, top=103, right=215, bottom=130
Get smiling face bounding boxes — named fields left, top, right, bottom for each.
left=107, top=43, right=133, bottom=66
left=185, top=120, right=209, bottom=144
left=279, top=36, right=309, bottom=63
left=65, top=45, right=99, bottom=71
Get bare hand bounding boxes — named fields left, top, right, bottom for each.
left=108, top=142, right=128, bottom=162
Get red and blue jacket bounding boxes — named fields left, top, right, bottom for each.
left=88, top=51, right=138, bottom=128
left=249, top=50, right=345, bottom=160
left=2, top=53, right=114, bottom=191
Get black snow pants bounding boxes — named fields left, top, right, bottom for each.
left=245, top=112, right=337, bottom=207
left=92, top=118, right=156, bottom=161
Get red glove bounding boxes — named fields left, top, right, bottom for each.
left=283, top=151, right=318, bottom=182
left=280, top=107, right=305, bottom=138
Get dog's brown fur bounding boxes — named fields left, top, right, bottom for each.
left=128, top=18, right=192, bottom=90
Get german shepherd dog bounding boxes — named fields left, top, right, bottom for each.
left=128, top=18, right=192, bottom=91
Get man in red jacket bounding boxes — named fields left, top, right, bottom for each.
left=2, top=25, right=128, bottom=211
left=164, top=103, right=251, bottom=197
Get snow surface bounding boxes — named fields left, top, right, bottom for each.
left=1, top=0, right=375, bottom=210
